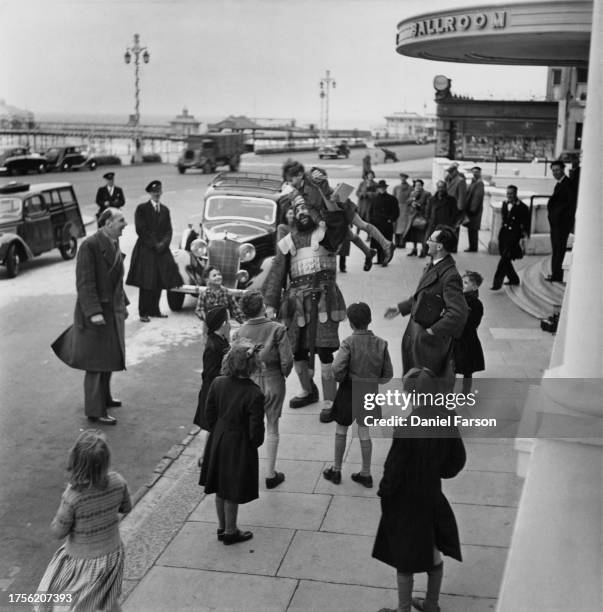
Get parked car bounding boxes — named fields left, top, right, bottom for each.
left=92, top=154, right=122, bottom=166
left=0, top=181, right=86, bottom=278
left=167, top=172, right=283, bottom=310
left=318, top=143, right=350, bottom=159
left=44, top=146, right=98, bottom=171
left=177, top=133, right=246, bottom=174
left=0, top=147, right=48, bottom=176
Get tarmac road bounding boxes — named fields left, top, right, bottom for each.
left=0, top=143, right=433, bottom=599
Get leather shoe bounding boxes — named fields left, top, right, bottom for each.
left=323, top=466, right=341, bottom=485
left=222, top=529, right=253, bottom=545
left=289, top=382, right=319, bottom=408
left=217, top=528, right=225, bottom=542
left=351, top=472, right=373, bottom=488
left=266, top=472, right=285, bottom=489
left=411, top=597, right=440, bottom=611
left=140, top=315, right=150, bottom=323
left=385, top=241, right=395, bottom=264
left=151, top=312, right=168, bottom=318
left=363, top=248, right=377, bottom=272
left=464, top=248, right=477, bottom=252
left=504, top=281, right=520, bottom=286
left=106, top=398, right=122, bottom=408
left=490, top=285, right=502, bottom=291
left=407, top=249, right=417, bottom=257
left=319, top=407, right=334, bottom=423
left=87, top=415, right=117, bottom=425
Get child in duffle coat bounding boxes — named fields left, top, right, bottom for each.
left=454, top=271, right=485, bottom=394
left=234, top=290, right=293, bottom=490
left=322, top=302, right=393, bottom=488
left=199, top=339, right=265, bottom=545
left=35, top=430, right=132, bottom=612
left=373, top=368, right=466, bottom=612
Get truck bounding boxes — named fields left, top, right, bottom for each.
left=176, top=133, right=246, bottom=174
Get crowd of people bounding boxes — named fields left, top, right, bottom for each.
left=38, top=154, right=578, bottom=611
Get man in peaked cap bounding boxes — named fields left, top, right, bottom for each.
left=126, top=180, right=182, bottom=322
left=95, top=171, right=125, bottom=224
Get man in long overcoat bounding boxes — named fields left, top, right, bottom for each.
left=547, top=160, right=576, bottom=282
left=126, top=180, right=182, bottom=321
left=393, top=172, right=412, bottom=248
left=385, top=226, right=468, bottom=390
left=52, top=208, right=128, bottom=424
left=464, top=166, right=485, bottom=252
left=370, top=180, right=399, bottom=266
left=425, top=181, right=457, bottom=240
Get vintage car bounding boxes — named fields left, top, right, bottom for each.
left=44, top=146, right=98, bottom=171
left=0, top=147, right=48, bottom=176
left=0, top=181, right=86, bottom=278
left=167, top=172, right=283, bottom=311
left=318, top=143, right=350, bottom=159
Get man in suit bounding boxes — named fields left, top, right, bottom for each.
left=425, top=181, right=457, bottom=240
left=385, top=226, right=468, bottom=391
left=370, top=180, right=399, bottom=266
left=547, top=160, right=576, bottom=282
left=464, top=166, right=485, bottom=252
left=491, top=185, right=531, bottom=290
left=126, top=180, right=182, bottom=322
left=95, top=172, right=125, bottom=223
left=52, top=208, right=128, bottom=425
left=445, top=163, right=467, bottom=253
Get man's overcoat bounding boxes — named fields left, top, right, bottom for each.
left=397, top=256, right=468, bottom=383
left=464, top=178, right=485, bottom=231
left=126, top=201, right=181, bottom=290
left=52, top=231, right=128, bottom=372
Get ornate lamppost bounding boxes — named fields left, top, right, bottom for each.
left=319, top=70, right=336, bottom=147
left=124, top=33, right=150, bottom=164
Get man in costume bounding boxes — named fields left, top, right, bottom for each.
left=52, top=208, right=128, bottom=425
left=262, top=196, right=347, bottom=422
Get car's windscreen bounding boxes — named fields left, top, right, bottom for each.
left=205, top=196, right=276, bottom=224
left=0, top=197, right=22, bottom=222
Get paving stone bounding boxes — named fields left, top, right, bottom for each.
left=277, top=530, right=392, bottom=588
left=454, top=503, right=516, bottom=547
left=259, top=433, right=344, bottom=462
left=463, top=442, right=517, bottom=472
left=123, top=566, right=296, bottom=612
left=278, top=412, right=334, bottom=436
left=490, top=327, right=546, bottom=340
left=344, top=436, right=392, bottom=465
left=320, top=495, right=381, bottom=536
left=258, top=458, right=324, bottom=493
left=157, top=522, right=294, bottom=576
left=444, top=470, right=523, bottom=507
left=190, top=490, right=331, bottom=531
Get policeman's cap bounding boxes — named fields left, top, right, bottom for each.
left=146, top=180, right=162, bottom=193
left=103, top=172, right=115, bottom=180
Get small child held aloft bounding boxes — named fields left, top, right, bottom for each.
left=199, top=338, right=265, bottom=545
left=323, top=302, right=393, bottom=488
left=36, top=430, right=131, bottom=612
left=373, top=367, right=466, bottom=612
left=454, top=271, right=485, bottom=394
left=195, top=266, right=244, bottom=324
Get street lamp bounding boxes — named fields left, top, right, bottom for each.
left=124, top=33, right=150, bottom=163
left=319, top=70, right=336, bottom=147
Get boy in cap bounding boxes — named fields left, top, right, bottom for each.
left=126, top=180, right=181, bottom=321
left=95, top=172, right=125, bottom=223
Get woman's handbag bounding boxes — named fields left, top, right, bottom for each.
left=411, top=215, right=427, bottom=230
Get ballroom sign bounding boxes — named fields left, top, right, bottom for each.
left=410, top=11, right=507, bottom=37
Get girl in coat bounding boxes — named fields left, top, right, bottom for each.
left=36, top=430, right=132, bottom=612
left=454, top=271, right=485, bottom=394
left=373, top=368, right=466, bottom=612
left=199, top=339, right=265, bottom=545
left=323, top=303, right=393, bottom=488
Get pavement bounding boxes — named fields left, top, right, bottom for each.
left=117, top=226, right=555, bottom=612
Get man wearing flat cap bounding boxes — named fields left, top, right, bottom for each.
left=371, top=180, right=399, bottom=266
left=95, top=172, right=125, bottom=224
left=464, top=166, right=485, bottom=252
left=126, top=180, right=181, bottom=322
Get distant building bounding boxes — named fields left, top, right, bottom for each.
left=382, top=111, right=436, bottom=141
left=208, top=115, right=261, bottom=133
left=0, top=99, right=35, bottom=129
left=169, top=107, right=201, bottom=137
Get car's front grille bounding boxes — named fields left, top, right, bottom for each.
left=207, top=239, right=240, bottom=288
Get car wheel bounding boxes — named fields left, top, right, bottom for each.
left=59, top=237, right=78, bottom=260
left=178, top=166, right=186, bottom=174
left=89, top=160, right=97, bottom=170
left=6, top=243, right=20, bottom=278
left=202, top=161, right=212, bottom=174
left=167, top=291, right=185, bottom=311
left=61, top=161, right=70, bottom=171
left=37, top=162, right=47, bottom=173
left=319, top=155, right=324, bottom=159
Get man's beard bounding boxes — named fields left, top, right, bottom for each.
left=295, top=215, right=315, bottom=232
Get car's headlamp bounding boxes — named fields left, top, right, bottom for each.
left=238, top=243, right=256, bottom=262
left=236, top=269, right=250, bottom=285
left=191, top=238, right=208, bottom=258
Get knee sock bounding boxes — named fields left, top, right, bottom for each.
left=265, top=433, right=279, bottom=478
left=424, top=562, right=443, bottom=611
left=334, top=432, right=346, bottom=471
left=224, top=500, right=239, bottom=535
left=359, top=438, right=372, bottom=476
left=396, top=571, right=414, bottom=612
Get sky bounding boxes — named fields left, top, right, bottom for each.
left=0, top=0, right=549, bottom=129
